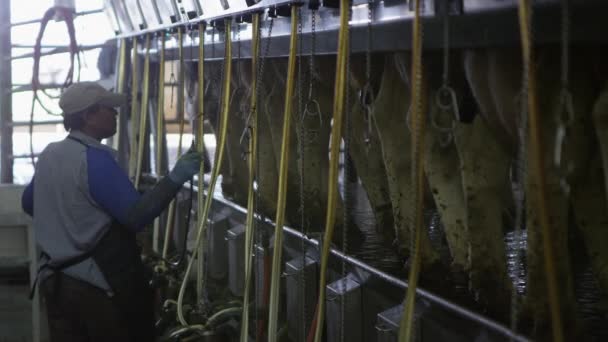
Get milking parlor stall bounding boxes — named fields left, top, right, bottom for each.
left=0, top=0, right=608, bottom=341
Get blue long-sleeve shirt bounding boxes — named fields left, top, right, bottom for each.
left=22, top=131, right=180, bottom=293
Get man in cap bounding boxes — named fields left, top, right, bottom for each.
left=21, top=82, right=202, bottom=341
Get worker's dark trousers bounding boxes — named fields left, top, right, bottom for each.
left=41, top=223, right=155, bottom=342
left=42, top=273, right=155, bottom=342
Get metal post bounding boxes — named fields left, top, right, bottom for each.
left=0, top=0, right=13, bottom=183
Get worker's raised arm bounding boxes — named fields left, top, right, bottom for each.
left=86, top=147, right=202, bottom=232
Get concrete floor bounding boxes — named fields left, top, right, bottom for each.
left=0, top=274, right=48, bottom=342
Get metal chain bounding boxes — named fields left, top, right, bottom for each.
left=295, top=7, right=309, bottom=342
left=169, top=34, right=176, bottom=108
left=553, top=0, right=574, bottom=195
left=361, top=0, right=374, bottom=148
left=303, top=10, right=322, bottom=145
left=341, top=4, right=353, bottom=342
left=431, top=0, right=458, bottom=148
left=186, top=24, right=196, bottom=100
left=308, top=10, right=317, bottom=100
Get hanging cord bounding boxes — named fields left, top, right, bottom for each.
left=128, top=38, right=140, bottom=179
left=398, top=0, right=425, bottom=340
left=267, top=6, right=300, bottom=341
left=111, top=39, right=128, bottom=152
left=312, top=0, right=350, bottom=340
left=177, top=18, right=234, bottom=326
left=134, top=34, right=151, bottom=189
left=152, top=33, right=166, bottom=254
left=239, top=13, right=261, bottom=342
left=29, top=6, right=79, bottom=168
left=553, top=0, right=574, bottom=195
left=253, top=18, right=275, bottom=342
left=431, top=0, right=458, bottom=148
left=161, top=27, right=186, bottom=268
left=517, top=1, right=564, bottom=341
left=195, top=21, right=207, bottom=310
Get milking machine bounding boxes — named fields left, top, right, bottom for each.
left=103, top=0, right=608, bottom=341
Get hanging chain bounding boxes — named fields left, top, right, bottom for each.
left=229, top=22, right=243, bottom=119
left=295, top=7, right=308, bottom=342
left=553, top=0, right=574, bottom=195
left=341, top=4, right=353, bottom=342
left=240, top=17, right=274, bottom=146
left=361, top=0, right=374, bottom=148
left=186, top=24, right=197, bottom=100
left=169, top=33, right=177, bottom=108
left=302, top=9, right=322, bottom=145
left=431, top=0, right=458, bottom=148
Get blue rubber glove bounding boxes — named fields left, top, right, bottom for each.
left=168, top=149, right=203, bottom=184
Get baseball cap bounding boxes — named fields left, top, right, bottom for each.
left=59, top=81, right=127, bottom=115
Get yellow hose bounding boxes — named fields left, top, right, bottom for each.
left=153, top=34, right=166, bottom=254
left=135, top=33, right=151, bottom=189
left=240, top=13, right=260, bottom=342
left=177, top=18, right=233, bottom=326
left=312, top=1, right=349, bottom=340
left=128, top=38, right=140, bottom=179
left=517, top=2, right=564, bottom=341
left=112, top=38, right=127, bottom=151
left=162, top=27, right=186, bottom=262
left=398, top=1, right=425, bottom=341
left=267, top=6, right=299, bottom=341
left=196, top=22, right=206, bottom=305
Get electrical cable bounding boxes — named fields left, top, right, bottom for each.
left=134, top=33, right=151, bottom=189
left=177, top=18, right=233, bottom=326
left=161, top=27, right=186, bottom=265
left=29, top=6, right=78, bottom=168
left=153, top=33, right=166, bottom=254
left=312, top=0, right=350, bottom=340
left=112, top=38, right=128, bottom=152
left=398, top=0, right=425, bottom=340
left=267, top=6, right=300, bottom=341
left=517, top=1, right=564, bottom=341
left=128, top=37, right=140, bottom=179
left=239, top=12, right=261, bottom=342
left=193, top=21, right=205, bottom=306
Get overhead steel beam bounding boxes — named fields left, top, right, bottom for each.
left=121, top=0, right=608, bottom=61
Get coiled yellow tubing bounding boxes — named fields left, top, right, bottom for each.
left=240, top=13, right=260, bottom=342
left=267, top=6, right=299, bottom=342
left=177, top=18, right=233, bottom=326
left=152, top=34, right=166, bottom=254
left=398, top=0, right=425, bottom=341
left=517, top=1, right=564, bottom=341
left=312, top=0, right=349, bottom=340
left=135, top=33, right=151, bottom=189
